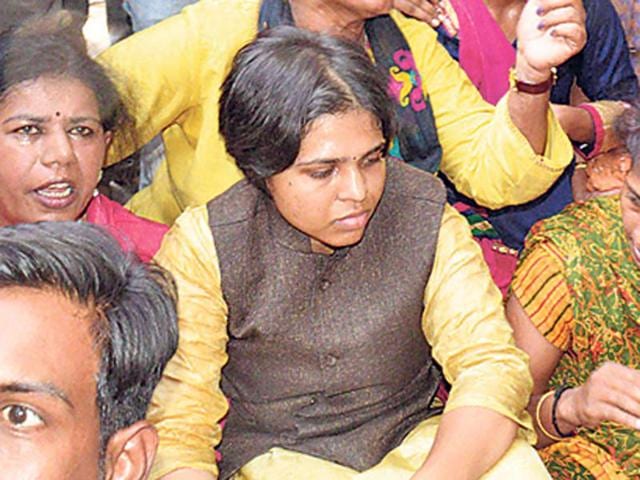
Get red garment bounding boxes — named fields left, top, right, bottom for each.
left=85, top=193, right=168, bottom=262
left=450, top=0, right=516, bottom=105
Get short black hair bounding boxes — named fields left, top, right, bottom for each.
left=0, top=221, right=178, bottom=447
left=0, top=11, right=135, bottom=159
left=219, top=26, right=395, bottom=192
left=617, top=99, right=640, bottom=170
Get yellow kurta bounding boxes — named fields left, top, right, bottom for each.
left=149, top=203, right=546, bottom=479
left=100, top=0, right=572, bottom=225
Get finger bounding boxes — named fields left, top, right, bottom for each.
left=598, top=404, right=640, bottom=431
left=538, top=6, right=585, bottom=30
left=603, top=389, right=640, bottom=419
left=603, top=361, right=640, bottom=385
left=537, top=0, right=585, bottom=16
left=546, top=23, right=587, bottom=49
left=590, top=364, right=640, bottom=407
left=394, top=0, right=440, bottom=24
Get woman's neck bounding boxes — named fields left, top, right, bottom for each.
left=483, top=0, right=523, bottom=9
left=290, top=0, right=366, bottom=44
left=483, top=0, right=525, bottom=43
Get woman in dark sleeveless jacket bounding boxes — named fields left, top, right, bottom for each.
left=149, top=28, right=548, bottom=480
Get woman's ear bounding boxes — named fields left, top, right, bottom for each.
left=103, top=420, right=159, bottom=480
left=104, top=130, right=113, bottom=149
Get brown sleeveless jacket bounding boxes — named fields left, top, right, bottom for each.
left=207, top=160, right=446, bottom=478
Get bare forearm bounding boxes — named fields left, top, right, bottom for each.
left=528, top=392, right=578, bottom=449
left=507, top=0, right=587, bottom=155
left=507, top=58, right=553, bottom=155
left=551, top=104, right=594, bottom=143
left=412, top=407, right=518, bottom=480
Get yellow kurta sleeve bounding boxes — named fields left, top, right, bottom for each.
left=98, top=4, right=206, bottom=160
left=99, top=0, right=257, bottom=223
left=149, top=206, right=229, bottom=478
left=422, top=205, right=534, bottom=440
left=393, top=11, right=572, bottom=209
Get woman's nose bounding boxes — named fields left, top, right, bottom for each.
left=337, top=165, right=366, bottom=202
left=40, top=131, right=76, bottom=167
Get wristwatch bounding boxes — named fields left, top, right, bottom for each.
left=509, top=67, right=557, bottom=94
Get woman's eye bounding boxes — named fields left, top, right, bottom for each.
left=1, top=405, right=44, bottom=428
left=308, top=168, right=334, bottom=180
left=363, top=152, right=384, bottom=166
left=69, top=126, right=94, bottom=137
left=13, top=125, right=41, bottom=136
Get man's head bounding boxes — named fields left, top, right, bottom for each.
left=0, top=221, right=178, bottom=479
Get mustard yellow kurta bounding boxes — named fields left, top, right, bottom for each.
left=149, top=204, right=545, bottom=479
left=100, top=0, right=572, bottom=225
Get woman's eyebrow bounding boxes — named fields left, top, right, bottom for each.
left=297, top=142, right=386, bottom=166
left=0, top=381, right=74, bottom=410
left=68, top=116, right=102, bottom=125
left=2, top=115, right=47, bottom=125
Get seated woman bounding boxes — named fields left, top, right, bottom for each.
left=0, top=12, right=167, bottom=261
left=149, top=27, right=548, bottom=480
left=507, top=103, right=640, bottom=478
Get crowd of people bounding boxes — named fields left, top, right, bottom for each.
left=1, top=1, right=639, bottom=479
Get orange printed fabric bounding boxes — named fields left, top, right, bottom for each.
left=540, top=436, right=628, bottom=480
left=510, top=241, right=573, bottom=351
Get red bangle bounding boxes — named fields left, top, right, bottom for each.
left=509, top=67, right=557, bottom=95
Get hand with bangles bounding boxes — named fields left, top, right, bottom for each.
left=553, top=362, right=640, bottom=435
left=516, top=0, right=586, bottom=84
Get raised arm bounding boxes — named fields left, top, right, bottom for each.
left=414, top=205, right=535, bottom=479
left=393, top=1, right=584, bottom=209
left=98, top=1, right=257, bottom=166
left=150, top=206, right=229, bottom=480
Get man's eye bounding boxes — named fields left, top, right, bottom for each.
left=1, top=405, right=44, bottom=428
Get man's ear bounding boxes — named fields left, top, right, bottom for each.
left=104, top=421, right=159, bottom=480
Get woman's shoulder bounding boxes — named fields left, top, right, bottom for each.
left=524, top=196, right=621, bottom=261
left=385, top=159, right=446, bottom=206
left=206, top=179, right=262, bottom=228
left=86, top=194, right=169, bottom=262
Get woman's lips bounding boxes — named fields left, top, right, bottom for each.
left=32, top=181, right=77, bottom=210
left=334, top=211, right=369, bottom=230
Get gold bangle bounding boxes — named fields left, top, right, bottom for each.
left=575, top=163, right=588, bottom=170
left=535, top=390, right=564, bottom=442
